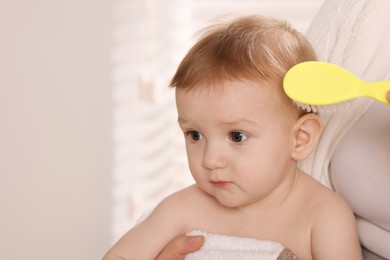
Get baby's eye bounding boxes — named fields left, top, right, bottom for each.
left=187, top=131, right=203, bottom=141
left=230, top=132, right=248, bottom=143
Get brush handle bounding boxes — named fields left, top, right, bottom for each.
left=364, top=81, right=390, bottom=105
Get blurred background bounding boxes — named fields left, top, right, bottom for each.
left=0, top=0, right=324, bottom=259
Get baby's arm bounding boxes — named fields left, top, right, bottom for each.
left=103, top=190, right=192, bottom=260
left=310, top=195, right=363, bottom=260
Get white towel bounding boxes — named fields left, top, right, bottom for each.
left=185, top=230, right=297, bottom=260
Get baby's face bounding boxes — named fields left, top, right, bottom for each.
left=176, top=80, right=299, bottom=208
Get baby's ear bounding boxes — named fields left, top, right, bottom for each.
left=291, top=114, right=323, bottom=160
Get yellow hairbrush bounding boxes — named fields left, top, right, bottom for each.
left=283, top=61, right=390, bottom=106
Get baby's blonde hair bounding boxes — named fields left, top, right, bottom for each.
left=170, top=15, right=317, bottom=92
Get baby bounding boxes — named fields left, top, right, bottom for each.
left=103, top=15, right=362, bottom=260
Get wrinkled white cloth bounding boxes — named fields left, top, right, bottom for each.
left=185, top=230, right=296, bottom=260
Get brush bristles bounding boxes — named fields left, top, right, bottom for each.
left=294, top=101, right=318, bottom=113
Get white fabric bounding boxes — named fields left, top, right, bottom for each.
left=301, top=0, right=390, bottom=258
left=301, top=0, right=390, bottom=188
left=185, top=230, right=287, bottom=260
left=331, top=101, right=390, bottom=231
left=331, top=101, right=390, bottom=259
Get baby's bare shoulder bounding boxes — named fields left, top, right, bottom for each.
left=289, top=172, right=354, bottom=228
left=156, top=184, right=217, bottom=214
left=295, top=174, right=362, bottom=259
left=302, top=173, right=351, bottom=212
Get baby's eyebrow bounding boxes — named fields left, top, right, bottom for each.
left=177, top=117, right=188, bottom=125
left=218, top=119, right=257, bottom=126
left=177, top=117, right=259, bottom=128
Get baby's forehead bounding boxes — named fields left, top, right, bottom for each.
left=177, top=78, right=279, bottom=95
left=177, top=80, right=292, bottom=112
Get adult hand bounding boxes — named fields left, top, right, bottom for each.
left=387, top=90, right=390, bottom=103
left=155, top=235, right=204, bottom=260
